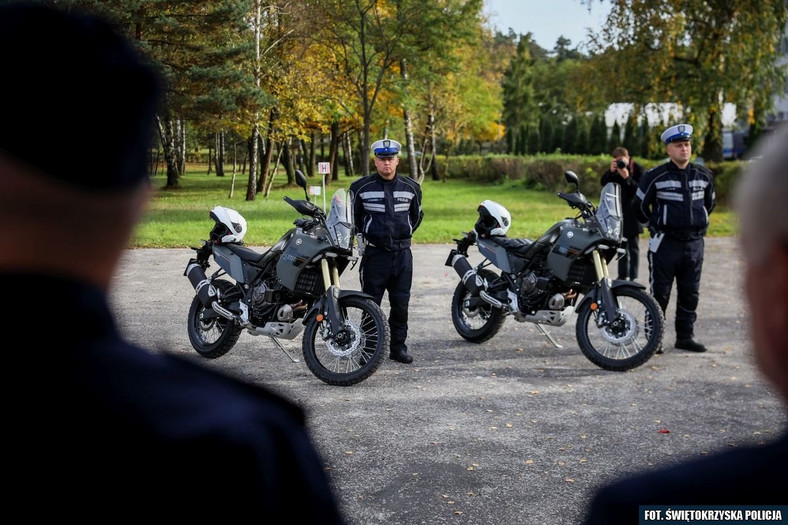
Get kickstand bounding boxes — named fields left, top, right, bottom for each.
left=270, top=336, right=300, bottom=363
left=536, top=323, right=563, bottom=349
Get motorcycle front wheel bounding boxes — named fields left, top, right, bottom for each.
left=451, top=268, right=506, bottom=343
left=187, top=279, right=243, bottom=358
left=576, top=287, right=664, bottom=371
left=302, top=295, right=390, bottom=386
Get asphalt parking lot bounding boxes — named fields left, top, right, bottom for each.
left=110, top=237, right=787, bottom=524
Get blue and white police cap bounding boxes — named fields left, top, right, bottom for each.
left=371, top=138, right=401, bottom=158
left=661, top=123, right=693, bottom=144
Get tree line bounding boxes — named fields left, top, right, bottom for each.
left=49, top=0, right=786, bottom=198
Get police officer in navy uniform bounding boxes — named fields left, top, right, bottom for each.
left=350, top=138, right=424, bottom=364
left=634, top=124, right=715, bottom=353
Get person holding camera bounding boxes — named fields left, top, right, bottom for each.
left=601, top=146, right=644, bottom=281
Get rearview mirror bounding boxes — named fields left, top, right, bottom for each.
left=295, top=170, right=307, bottom=189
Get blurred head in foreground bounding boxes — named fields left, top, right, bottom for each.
left=0, top=2, right=162, bottom=289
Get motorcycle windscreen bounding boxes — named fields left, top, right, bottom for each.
left=596, top=182, right=623, bottom=243
left=327, top=188, right=353, bottom=250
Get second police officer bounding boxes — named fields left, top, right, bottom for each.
left=634, top=124, right=716, bottom=353
left=350, top=139, right=424, bottom=364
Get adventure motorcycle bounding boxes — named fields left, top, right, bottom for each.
left=185, top=171, right=390, bottom=386
left=446, top=171, right=664, bottom=371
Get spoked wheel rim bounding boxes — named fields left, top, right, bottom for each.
left=577, top=287, right=664, bottom=371
left=186, top=279, right=243, bottom=359
left=459, top=293, right=497, bottom=330
left=323, top=321, right=364, bottom=359
left=587, top=297, right=650, bottom=359
left=309, top=299, right=385, bottom=377
left=194, top=309, right=227, bottom=345
left=599, top=309, right=638, bottom=347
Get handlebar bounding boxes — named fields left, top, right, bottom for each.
left=294, top=217, right=316, bottom=230
left=284, top=195, right=325, bottom=218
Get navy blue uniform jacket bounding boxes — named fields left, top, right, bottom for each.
left=350, top=173, right=423, bottom=251
left=7, top=274, right=344, bottom=522
left=634, top=160, right=715, bottom=239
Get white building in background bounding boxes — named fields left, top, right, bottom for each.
left=606, top=10, right=788, bottom=131
left=605, top=102, right=736, bottom=129
left=601, top=8, right=787, bottom=155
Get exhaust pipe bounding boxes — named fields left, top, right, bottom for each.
left=450, top=253, right=486, bottom=295
left=451, top=253, right=508, bottom=310
left=185, top=259, right=244, bottom=323
left=186, top=259, right=219, bottom=309
left=186, top=260, right=238, bottom=321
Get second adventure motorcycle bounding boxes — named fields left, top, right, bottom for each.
left=185, top=171, right=390, bottom=386
left=446, top=171, right=664, bottom=371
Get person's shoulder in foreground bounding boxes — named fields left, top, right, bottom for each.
left=582, top=433, right=788, bottom=524
left=7, top=274, right=343, bottom=521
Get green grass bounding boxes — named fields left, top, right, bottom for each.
left=132, top=168, right=736, bottom=248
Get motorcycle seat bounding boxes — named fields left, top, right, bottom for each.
left=490, top=229, right=560, bottom=261
left=489, top=237, right=534, bottom=256
left=224, top=243, right=266, bottom=264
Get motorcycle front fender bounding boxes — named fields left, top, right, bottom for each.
left=575, top=279, right=647, bottom=314
left=302, top=288, right=376, bottom=327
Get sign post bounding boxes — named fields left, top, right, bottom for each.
left=317, top=162, right=330, bottom=211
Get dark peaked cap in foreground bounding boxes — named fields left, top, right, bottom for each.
left=0, top=2, right=162, bottom=191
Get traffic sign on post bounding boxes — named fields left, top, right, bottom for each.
left=318, top=162, right=330, bottom=175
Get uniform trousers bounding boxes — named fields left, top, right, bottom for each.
left=360, top=246, right=413, bottom=353
left=647, top=236, right=704, bottom=339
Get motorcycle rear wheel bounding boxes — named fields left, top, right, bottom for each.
left=451, top=268, right=506, bottom=343
left=302, top=296, right=390, bottom=386
left=576, top=287, right=664, bottom=371
left=187, top=279, right=243, bottom=358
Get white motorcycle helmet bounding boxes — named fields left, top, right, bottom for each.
left=209, top=206, right=248, bottom=243
left=475, top=200, right=511, bottom=238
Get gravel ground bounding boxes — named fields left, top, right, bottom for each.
left=110, top=237, right=787, bottom=525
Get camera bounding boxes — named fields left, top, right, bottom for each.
left=615, top=158, right=628, bottom=169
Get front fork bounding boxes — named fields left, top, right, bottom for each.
left=321, top=258, right=341, bottom=291
left=591, top=250, right=619, bottom=327
left=320, top=258, right=344, bottom=334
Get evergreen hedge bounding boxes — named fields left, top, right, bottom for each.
left=434, top=154, right=744, bottom=205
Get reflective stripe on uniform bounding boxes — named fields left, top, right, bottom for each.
left=359, top=191, right=385, bottom=199
left=655, top=180, right=681, bottom=189
left=656, top=191, right=683, bottom=201
left=363, top=203, right=385, bottom=212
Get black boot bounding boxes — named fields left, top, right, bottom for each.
left=390, top=348, right=413, bottom=364
left=675, top=338, right=707, bottom=353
